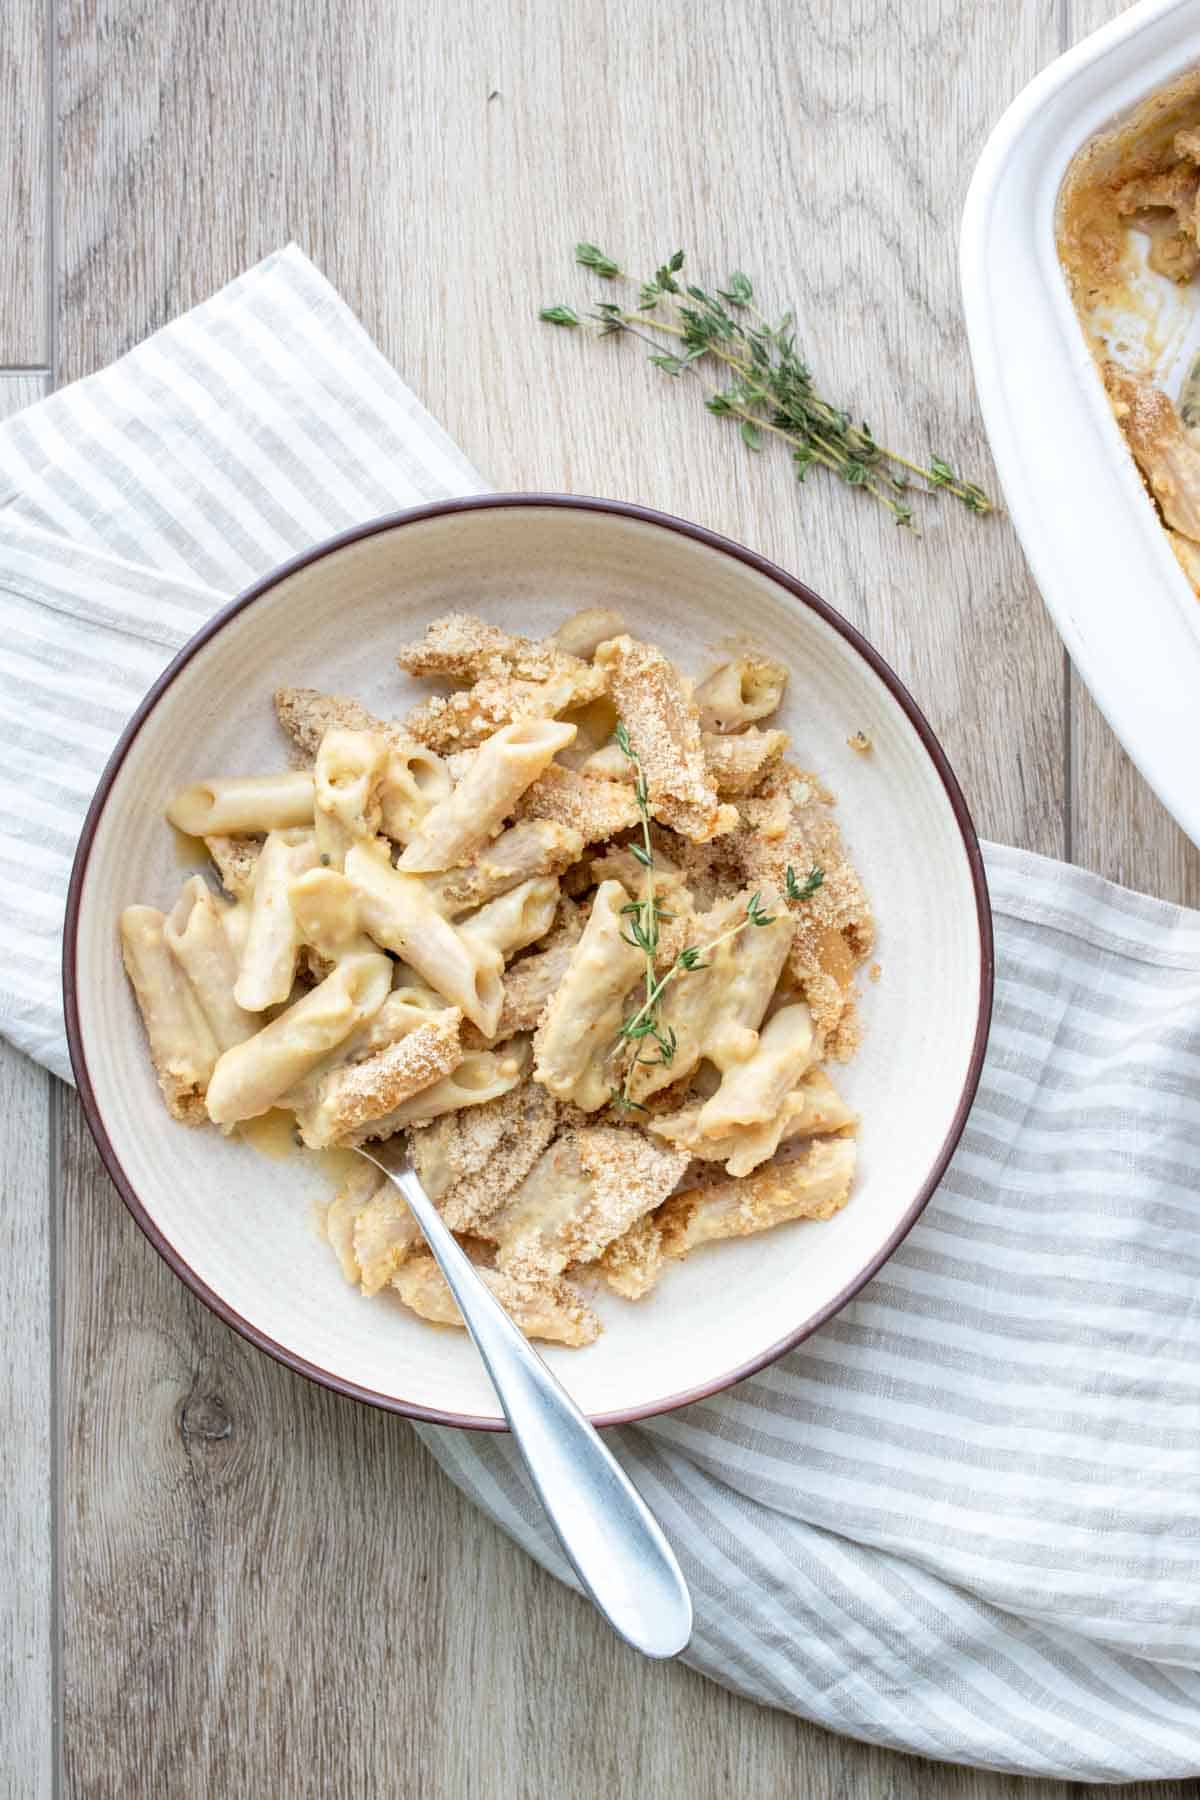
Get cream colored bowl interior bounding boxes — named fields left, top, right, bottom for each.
left=72, top=502, right=988, bottom=1425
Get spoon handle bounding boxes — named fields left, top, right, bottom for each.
left=363, top=1151, right=693, bottom=1659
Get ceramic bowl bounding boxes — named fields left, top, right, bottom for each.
left=64, top=495, right=993, bottom=1428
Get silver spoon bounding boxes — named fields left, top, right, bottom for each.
left=356, top=1143, right=693, bottom=1659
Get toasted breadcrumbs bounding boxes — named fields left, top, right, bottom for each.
left=409, top=1079, right=559, bottom=1232
left=731, top=763, right=874, bottom=1059
left=274, top=687, right=385, bottom=762
left=396, top=614, right=593, bottom=687
left=300, top=1011, right=464, bottom=1147
left=847, top=731, right=872, bottom=754
left=392, top=1254, right=600, bottom=1347
left=404, top=666, right=606, bottom=752
left=515, top=763, right=641, bottom=838
left=595, top=635, right=737, bottom=843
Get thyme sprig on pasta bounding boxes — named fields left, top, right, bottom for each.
left=610, top=723, right=821, bottom=1112
left=541, top=246, right=992, bottom=532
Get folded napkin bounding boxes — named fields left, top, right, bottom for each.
left=5, top=246, right=1199, bottom=1784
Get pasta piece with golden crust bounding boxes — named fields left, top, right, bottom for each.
left=514, top=763, right=641, bottom=839
left=403, top=666, right=607, bottom=753
left=373, top=1038, right=532, bottom=1135
left=596, top=1214, right=666, bottom=1300
left=489, top=1128, right=689, bottom=1284
left=658, top=1137, right=856, bottom=1256
left=593, top=634, right=737, bottom=843
left=409, top=1079, right=559, bottom=1232
left=421, top=820, right=584, bottom=916
left=693, top=654, right=788, bottom=732
left=392, top=1255, right=601, bottom=1347
left=650, top=1067, right=854, bottom=1178
left=702, top=727, right=789, bottom=796
left=294, top=1009, right=464, bottom=1148
left=119, top=905, right=219, bottom=1122
left=396, top=613, right=592, bottom=686
left=274, top=686, right=385, bottom=762
left=730, top=763, right=875, bottom=1058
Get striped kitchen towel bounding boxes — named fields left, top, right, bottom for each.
left=3, top=245, right=1200, bottom=1783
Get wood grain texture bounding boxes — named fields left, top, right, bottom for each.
left=0, top=363, right=55, bottom=1800
left=1063, top=0, right=1200, bottom=908
left=45, top=1, right=1197, bottom=1795
left=1, top=0, right=50, bottom=362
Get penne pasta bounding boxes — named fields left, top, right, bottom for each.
left=233, top=828, right=320, bottom=1012
left=343, top=843, right=504, bottom=1036
left=391, top=1255, right=600, bottom=1347
left=458, top=876, right=560, bottom=961
left=488, top=1128, right=688, bottom=1284
left=167, top=771, right=314, bottom=836
left=397, top=717, right=577, bottom=874
left=593, top=635, right=737, bottom=843
left=372, top=1038, right=531, bottom=1133
left=650, top=1066, right=853, bottom=1178
left=205, top=952, right=392, bottom=1126
left=657, top=1137, right=856, bottom=1256
left=130, top=608, right=874, bottom=1348
left=163, top=876, right=258, bottom=1053
left=404, top=667, right=606, bottom=753
left=313, top=728, right=389, bottom=867
left=295, top=1009, right=464, bottom=1148
left=420, top=820, right=583, bottom=917
left=550, top=607, right=627, bottom=660
left=120, top=905, right=219, bottom=1122
left=702, top=726, right=789, bottom=796
left=532, top=881, right=643, bottom=1110
left=379, top=735, right=452, bottom=842
left=693, top=654, right=788, bottom=733
left=698, top=1003, right=817, bottom=1138
left=408, top=1078, right=558, bottom=1232
left=287, top=866, right=375, bottom=960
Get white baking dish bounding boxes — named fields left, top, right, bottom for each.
left=961, top=0, right=1200, bottom=848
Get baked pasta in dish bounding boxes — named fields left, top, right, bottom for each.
left=120, top=612, right=874, bottom=1347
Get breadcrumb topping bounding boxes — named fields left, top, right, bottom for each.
left=595, top=635, right=737, bottom=843
left=515, top=763, right=641, bottom=838
left=274, top=687, right=385, bottom=762
left=409, top=1078, right=559, bottom=1232
left=730, top=762, right=874, bottom=1058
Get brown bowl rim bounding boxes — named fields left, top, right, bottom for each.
left=63, top=492, right=994, bottom=1432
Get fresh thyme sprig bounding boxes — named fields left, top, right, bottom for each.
left=609, top=723, right=823, bottom=1111
left=540, top=246, right=992, bottom=532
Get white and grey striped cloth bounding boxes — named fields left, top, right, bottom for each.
left=3, top=246, right=1199, bottom=1783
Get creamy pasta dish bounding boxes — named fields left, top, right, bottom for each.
left=121, top=610, right=874, bottom=1348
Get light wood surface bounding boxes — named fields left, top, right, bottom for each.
left=3, top=0, right=1198, bottom=1794
left=1, top=1, right=49, bottom=364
